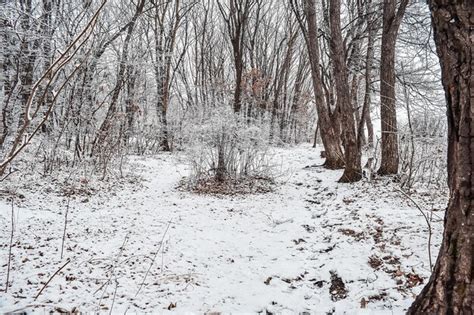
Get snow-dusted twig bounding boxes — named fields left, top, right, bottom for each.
left=109, top=279, right=119, bottom=315
left=134, top=219, right=172, bottom=297
left=96, top=232, right=130, bottom=311
left=396, top=188, right=433, bottom=271
left=5, top=198, right=14, bottom=293
left=0, top=168, right=19, bottom=182
left=34, top=259, right=71, bottom=300
left=60, top=196, right=71, bottom=259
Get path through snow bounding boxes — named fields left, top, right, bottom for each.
left=0, top=144, right=446, bottom=313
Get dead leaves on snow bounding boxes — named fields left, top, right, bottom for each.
left=329, top=271, right=348, bottom=302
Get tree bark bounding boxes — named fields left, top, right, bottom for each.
left=408, top=2, right=473, bottom=313
left=302, top=0, right=344, bottom=169
left=361, top=1, right=377, bottom=150
left=377, top=0, right=408, bottom=176
left=152, top=0, right=181, bottom=152
left=329, top=0, right=362, bottom=182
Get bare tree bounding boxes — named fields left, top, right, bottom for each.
left=93, top=0, right=146, bottom=155
left=377, top=0, right=408, bottom=175
left=0, top=0, right=107, bottom=176
left=292, top=0, right=345, bottom=169
left=217, top=0, right=255, bottom=114
left=328, top=0, right=361, bottom=182
left=149, top=0, right=191, bottom=151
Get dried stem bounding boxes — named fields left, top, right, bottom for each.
left=34, top=259, right=71, bottom=300
left=60, top=196, right=71, bottom=260
left=5, top=198, right=14, bottom=293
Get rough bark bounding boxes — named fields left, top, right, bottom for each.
left=408, top=2, right=473, bottom=313
left=377, top=0, right=408, bottom=176
left=302, top=0, right=344, bottom=169
left=329, top=0, right=361, bottom=182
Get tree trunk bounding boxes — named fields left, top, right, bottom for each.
left=218, top=0, right=255, bottom=114
left=329, top=0, right=361, bottom=182
left=94, top=0, right=145, bottom=152
left=303, top=0, right=344, bottom=169
left=17, top=0, right=38, bottom=131
left=377, top=0, right=408, bottom=176
left=0, top=16, right=13, bottom=148
left=232, top=44, right=244, bottom=114
left=408, top=2, right=473, bottom=313
left=270, top=30, right=296, bottom=143
left=125, top=64, right=137, bottom=141
left=290, top=55, right=306, bottom=144
left=361, top=2, right=377, bottom=150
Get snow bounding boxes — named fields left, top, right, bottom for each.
left=0, top=144, right=446, bottom=314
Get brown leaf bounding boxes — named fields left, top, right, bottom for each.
left=264, top=277, right=272, bottom=285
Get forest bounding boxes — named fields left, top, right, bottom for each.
left=0, top=0, right=472, bottom=313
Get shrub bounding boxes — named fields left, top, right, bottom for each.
left=182, top=108, right=276, bottom=194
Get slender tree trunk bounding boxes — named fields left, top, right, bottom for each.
left=232, top=46, right=244, bottom=114
left=218, top=0, right=255, bottom=114
left=0, top=17, right=13, bottom=148
left=125, top=65, right=137, bottom=141
left=94, top=0, right=145, bottom=152
left=377, top=0, right=408, bottom=175
left=313, top=122, right=319, bottom=148
left=408, top=2, right=473, bottom=313
left=362, top=3, right=376, bottom=149
left=270, top=31, right=296, bottom=143
left=303, top=0, right=344, bottom=169
left=18, top=0, right=38, bottom=130
left=290, top=55, right=306, bottom=144
left=351, top=76, right=365, bottom=145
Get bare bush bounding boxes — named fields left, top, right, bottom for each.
left=182, top=109, right=276, bottom=194
left=398, top=114, right=447, bottom=190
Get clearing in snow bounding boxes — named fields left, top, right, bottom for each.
left=0, top=145, right=445, bottom=313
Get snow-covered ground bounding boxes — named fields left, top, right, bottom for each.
left=0, top=144, right=446, bottom=314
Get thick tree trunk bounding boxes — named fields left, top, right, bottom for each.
left=408, top=2, right=473, bottom=313
left=377, top=0, right=408, bottom=176
left=303, top=0, right=344, bottom=169
left=329, top=0, right=361, bottom=182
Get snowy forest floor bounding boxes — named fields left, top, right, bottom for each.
left=0, top=144, right=447, bottom=314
